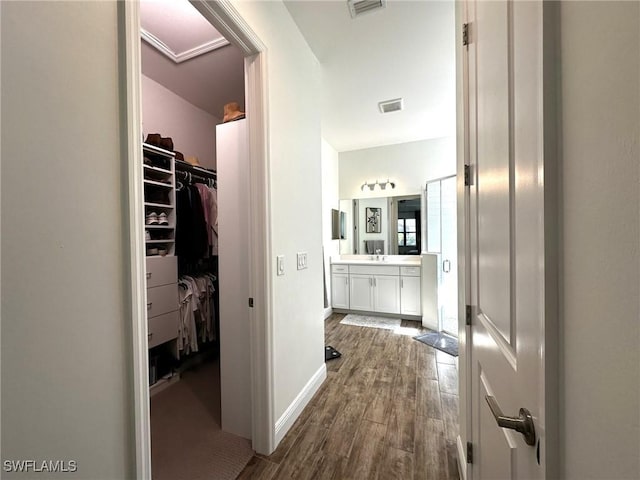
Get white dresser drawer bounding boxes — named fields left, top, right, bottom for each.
left=146, top=256, right=177, bottom=288
left=331, top=264, right=349, bottom=274
left=400, top=266, right=421, bottom=277
left=148, top=311, right=179, bottom=349
left=349, top=265, right=400, bottom=276
left=147, top=283, right=179, bottom=318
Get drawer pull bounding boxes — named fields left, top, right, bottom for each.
left=147, top=302, right=153, bottom=310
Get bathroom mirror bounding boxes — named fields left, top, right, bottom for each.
left=339, top=193, right=424, bottom=255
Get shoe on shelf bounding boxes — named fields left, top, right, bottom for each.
left=146, top=212, right=158, bottom=225
left=145, top=230, right=151, bottom=241
left=157, top=212, right=169, bottom=225
left=147, top=247, right=159, bottom=256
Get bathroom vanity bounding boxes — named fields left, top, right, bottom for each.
left=330, top=255, right=438, bottom=327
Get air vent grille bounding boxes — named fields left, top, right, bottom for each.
left=378, top=98, right=404, bottom=114
left=348, top=0, right=387, bottom=19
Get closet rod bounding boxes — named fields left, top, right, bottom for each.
left=175, top=159, right=217, bottom=179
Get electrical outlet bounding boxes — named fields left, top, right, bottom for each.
left=277, top=255, right=285, bottom=276
left=297, top=252, right=308, bottom=270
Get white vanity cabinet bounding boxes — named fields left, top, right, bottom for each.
left=330, top=258, right=426, bottom=320
left=331, top=265, right=350, bottom=309
left=400, top=266, right=422, bottom=316
left=348, top=265, right=401, bottom=314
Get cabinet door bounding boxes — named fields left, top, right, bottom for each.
left=373, top=275, right=400, bottom=314
left=401, top=276, right=422, bottom=316
left=331, top=274, right=350, bottom=309
left=349, top=274, right=374, bottom=311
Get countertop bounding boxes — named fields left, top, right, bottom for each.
left=331, top=255, right=422, bottom=267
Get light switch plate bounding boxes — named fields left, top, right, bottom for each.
left=297, top=252, right=308, bottom=270
left=277, top=255, right=285, bottom=276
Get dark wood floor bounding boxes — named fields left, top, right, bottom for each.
left=238, top=313, right=460, bottom=480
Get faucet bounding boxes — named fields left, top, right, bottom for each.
left=375, top=248, right=381, bottom=261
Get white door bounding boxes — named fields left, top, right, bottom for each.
left=466, top=0, right=554, bottom=478
left=349, top=274, right=374, bottom=311
left=331, top=274, right=349, bottom=309
left=373, top=275, right=400, bottom=314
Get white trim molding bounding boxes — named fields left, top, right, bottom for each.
left=119, top=1, right=151, bottom=478
left=275, top=364, right=327, bottom=445
left=140, top=28, right=229, bottom=64
left=323, top=307, right=333, bottom=319
left=456, top=435, right=468, bottom=480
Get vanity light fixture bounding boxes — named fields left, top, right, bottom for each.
left=361, top=179, right=396, bottom=191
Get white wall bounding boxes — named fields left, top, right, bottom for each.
left=321, top=139, right=339, bottom=315
left=1, top=2, right=132, bottom=478
left=339, top=136, right=456, bottom=200
left=142, top=74, right=220, bottom=169
left=560, top=2, right=639, bottom=478
left=232, top=1, right=326, bottom=434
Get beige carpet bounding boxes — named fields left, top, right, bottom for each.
left=150, top=359, right=254, bottom=480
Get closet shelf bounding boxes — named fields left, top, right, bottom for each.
left=144, top=179, right=173, bottom=188
left=145, top=225, right=173, bottom=229
left=143, top=164, right=172, bottom=175
left=145, top=202, right=174, bottom=209
left=143, top=143, right=175, bottom=158
left=146, top=240, right=176, bottom=244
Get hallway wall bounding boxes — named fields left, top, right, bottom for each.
left=1, top=2, right=132, bottom=477
left=560, top=1, right=640, bottom=478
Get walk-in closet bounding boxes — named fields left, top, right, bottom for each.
left=139, top=1, right=253, bottom=478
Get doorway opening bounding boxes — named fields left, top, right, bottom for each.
left=122, top=1, right=272, bottom=478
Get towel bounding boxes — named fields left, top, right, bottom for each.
left=364, top=240, right=384, bottom=254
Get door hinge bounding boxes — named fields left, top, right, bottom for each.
left=467, top=441, right=473, bottom=463
left=464, top=164, right=472, bottom=186
left=463, top=23, right=470, bottom=47
left=466, top=304, right=472, bottom=326
left=248, top=298, right=254, bottom=308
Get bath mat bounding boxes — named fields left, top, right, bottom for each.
left=340, top=314, right=401, bottom=331
left=414, top=331, right=459, bottom=356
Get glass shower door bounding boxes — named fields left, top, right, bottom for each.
left=426, top=176, right=458, bottom=337
left=440, top=176, right=458, bottom=335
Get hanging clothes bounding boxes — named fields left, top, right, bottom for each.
left=177, top=274, right=217, bottom=356
left=176, top=185, right=208, bottom=261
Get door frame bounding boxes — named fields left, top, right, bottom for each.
left=120, top=1, right=274, bottom=477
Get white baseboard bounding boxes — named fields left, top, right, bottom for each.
left=456, top=435, right=467, bottom=480
left=274, top=363, right=327, bottom=445
left=323, top=307, right=333, bottom=319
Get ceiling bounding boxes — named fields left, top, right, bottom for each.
left=140, top=0, right=245, bottom=120
left=140, top=0, right=455, bottom=151
left=284, top=0, right=456, bottom=152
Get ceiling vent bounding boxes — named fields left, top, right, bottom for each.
left=347, top=0, right=387, bottom=19
left=378, top=98, right=404, bottom=114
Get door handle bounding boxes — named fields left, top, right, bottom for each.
left=443, top=259, right=451, bottom=273
left=485, top=396, right=536, bottom=446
